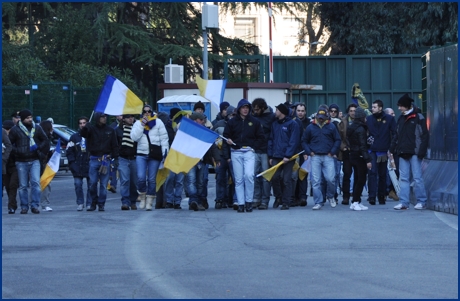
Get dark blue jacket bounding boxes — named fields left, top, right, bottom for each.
left=366, top=112, right=396, bottom=152
left=301, top=119, right=341, bottom=156
left=67, top=131, right=90, bottom=178
left=222, top=99, right=264, bottom=160
left=268, top=116, right=300, bottom=159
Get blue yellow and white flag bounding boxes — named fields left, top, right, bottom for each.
left=164, top=117, right=218, bottom=174
left=196, top=75, right=227, bottom=110
left=94, top=75, right=144, bottom=115
left=40, top=139, right=61, bottom=191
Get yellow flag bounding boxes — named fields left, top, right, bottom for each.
left=156, top=166, right=170, bottom=192
left=257, top=151, right=304, bottom=182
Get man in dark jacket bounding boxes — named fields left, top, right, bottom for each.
left=211, top=101, right=230, bottom=127
left=268, top=103, right=300, bottom=210
left=366, top=99, right=397, bottom=205
left=302, top=107, right=341, bottom=210
left=251, top=98, right=276, bottom=209
left=80, top=112, right=119, bottom=211
left=223, top=99, right=264, bottom=212
left=2, top=120, right=18, bottom=214
left=67, top=116, right=92, bottom=211
left=115, top=114, right=139, bottom=210
left=8, top=109, right=49, bottom=214
left=390, top=94, right=429, bottom=210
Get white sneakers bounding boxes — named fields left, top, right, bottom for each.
left=42, top=206, right=53, bottom=212
left=312, top=204, right=322, bottom=210
left=394, top=204, right=409, bottom=210
left=414, top=203, right=426, bottom=210
left=329, top=198, right=337, bottom=208
left=350, top=202, right=368, bottom=211
left=77, top=204, right=84, bottom=211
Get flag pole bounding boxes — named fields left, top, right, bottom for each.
left=88, top=110, right=95, bottom=123
left=219, top=135, right=236, bottom=146
left=256, top=150, right=305, bottom=178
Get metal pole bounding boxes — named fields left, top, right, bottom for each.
left=203, top=28, right=208, bottom=79
left=268, top=2, right=273, bottom=83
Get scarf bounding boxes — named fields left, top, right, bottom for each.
left=143, top=115, right=157, bottom=135
left=122, top=125, right=135, bottom=148
left=18, top=120, right=37, bottom=151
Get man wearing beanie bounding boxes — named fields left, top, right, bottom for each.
left=222, top=98, right=264, bottom=212
left=267, top=103, right=300, bottom=210
left=389, top=94, right=429, bottom=210
left=301, top=106, right=341, bottom=210
left=11, top=110, right=21, bottom=125
left=8, top=109, right=50, bottom=214
left=193, top=101, right=212, bottom=129
left=212, top=101, right=230, bottom=127
left=366, top=99, right=397, bottom=205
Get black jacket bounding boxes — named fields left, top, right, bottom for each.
left=252, top=107, right=276, bottom=153
left=366, top=111, right=397, bottom=152
left=390, top=111, right=429, bottom=158
left=8, top=123, right=49, bottom=163
left=347, top=120, right=371, bottom=163
left=80, top=121, right=119, bottom=158
left=67, top=131, right=90, bottom=178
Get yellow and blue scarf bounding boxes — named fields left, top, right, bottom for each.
left=143, top=115, right=157, bottom=135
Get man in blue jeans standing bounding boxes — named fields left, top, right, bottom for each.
left=8, top=109, right=49, bottom=214
left=81, top=112, right=119, bottom=212
left=390, top=94, right=429, bottom=210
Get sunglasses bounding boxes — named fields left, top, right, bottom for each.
left=143, top=110, right=152, bottom=114
left=329, top=110, right=338, bottom=113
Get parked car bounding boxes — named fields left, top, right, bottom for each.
left=50, top=124, right=77, bottom=171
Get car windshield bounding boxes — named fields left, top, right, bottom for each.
left=52, top=125, right=76, bottom=144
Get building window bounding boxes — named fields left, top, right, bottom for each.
left=234, top=18, right=257, bottom=44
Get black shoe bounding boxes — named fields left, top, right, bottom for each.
left=20, top=208, right=28, bottom=214
left=237, top=205, right=245, bottom=213
left=130, top=203, right=137, bottom=210
left=174, top=204, right=182, bottom=209
left=273, top=198, right=281, bottom=209
left=291, top=199, right=299, bottom=207
left=299, top=199, right=307, bottom=207
left=87, top=205, right=97, bottom=211
left=258, top=203, right=268, bottom=210
left=215, top=201, right=222, bottom=209
left=31, top=208, right=40, bottom=214
left=196, top=203, right=206, bottom=211
left=8, top=208, right=15, bottom=214
left=121, top=205, right=130, bottom=210
left=368, top=197, right=376, bottom=205
left=165, top=203, right=174, bottom=209
left=98, top=205, right=105, bottom=211
left=342, top=197, right=350, bottom=205
left=221, top=202, right=228, bottom=209
left=253, top=201, right=261, bottom=209
left=281, top=204, right=289, bottom=210
left=245, top=202, right=253, bottom=212
left=189, top=201, right=198, bottom=211
left=202, top=199, right=209, bottom=209
left=232, top=203, right=239, bottom=210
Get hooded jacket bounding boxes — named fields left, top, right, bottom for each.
left=252, top=106, right=276, bottom=153
left=268, top=115, right=300, bottom=159
left=389, top=111, right=429, bottom=158
left=301, top=118, right=341, bottom=156
left=347, top=120, right=371, bottom=163
left=80, top=112, right=119, bottom=158
left=67, top=129, right=90, bottom=178
left=222, top=99, right=264, bottom=160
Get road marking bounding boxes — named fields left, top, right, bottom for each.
left=434, top=211, right=458, bottom=230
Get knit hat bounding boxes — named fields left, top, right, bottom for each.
left=354, top=107, right=367, bottom=119
left=2, top=120, right=15, bottom=130
left=226, top=105, right=236, bottom=116
left=219, top=101, right=230, bottom=112
left=316, top=108, right=328, bottom=119
left=275, top=103, right=289, bottom=116
left=122, top=114, right=134, bottom=119
left=397, top=94, right=413, bottom=109
left=169, top=108, right=181, bottom=119
left=19, top=109, right=32, bottom=121
left=193, top=101, right=205, bottom=112
left=190, top=112, right=206, bottom=121
left=329, top=103, right=340, bottom=112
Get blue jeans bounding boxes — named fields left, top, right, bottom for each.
left=398, top=155, right=427, bottom=207
left=231, top=149, right=255, bottom=205
left=74, top=176, right=91, bottom=206
left=136, top=155, right=161, bottom=196
left=311, top=155, right=336, bottom=205
left=16, top=160, right=41, bottom=210
left=164, top=170, right=184, bottom=205
left=185, top=162, right=205, bottom=205
left=89, top=159, right=110, bottom=205
left=367, top=151, right=388, bottom=199
left=118, top=157, right=138, bottom=206
left=253, top=152, right=271, bottom=204
left=215, top=159, right=230, bottom=201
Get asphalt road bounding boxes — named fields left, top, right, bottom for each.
left=2, top=171, right=458, bottom=299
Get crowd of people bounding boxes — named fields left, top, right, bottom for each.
left=2, top=93, right=429, bottom=214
